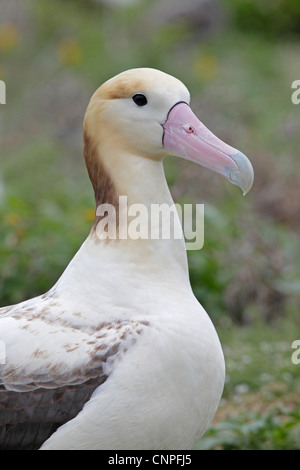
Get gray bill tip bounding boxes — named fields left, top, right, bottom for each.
left=228, top=151, right=254, bottom=195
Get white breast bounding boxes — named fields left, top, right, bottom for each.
left=40, top=294, right=225, bottom=450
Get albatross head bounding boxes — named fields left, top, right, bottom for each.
left=84, top=67, right=254, bottom=195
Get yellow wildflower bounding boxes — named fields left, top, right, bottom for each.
left=5, top=213, right=20, bottom=226
left=58, top=38, right=82, bottom=66
left=0, top=23, right=21, bottom=51
left=194, top=54, right=218, bottom=82
left=84, top=209, right=95, bottom=222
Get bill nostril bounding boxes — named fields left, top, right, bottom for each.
left=183, top=124, right=195, bottom=134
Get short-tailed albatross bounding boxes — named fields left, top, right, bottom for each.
left=0, top=68, right=253, bottom=450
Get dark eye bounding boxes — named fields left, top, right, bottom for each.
left=132, top=93, right=148, bottom=106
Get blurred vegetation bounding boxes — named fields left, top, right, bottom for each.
left=226, top=0, right=300, bottom=38
left=0, top=0, right=300, bottom=449
left=197, top=407, right=300, bottom=450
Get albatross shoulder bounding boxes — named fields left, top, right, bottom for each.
left=0, top=298, right=149, bottom=449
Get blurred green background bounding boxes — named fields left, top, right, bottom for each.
left=1, top=0, right=300, bottom=449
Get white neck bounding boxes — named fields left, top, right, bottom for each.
left=53, top=151, right=191, bottom=313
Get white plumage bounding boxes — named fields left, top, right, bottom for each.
left=0, top=68, right=253, bottom=450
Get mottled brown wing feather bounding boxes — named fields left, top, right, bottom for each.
left=0, top=374, right=107, bottom=450
left=0, top=300, right=149, bottom=450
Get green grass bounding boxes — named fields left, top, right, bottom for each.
left=194, top=316, right=300, bottom=449
left=196, top=407, right=300, bottom=450
left=221, top=316, right=300, bottom=396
